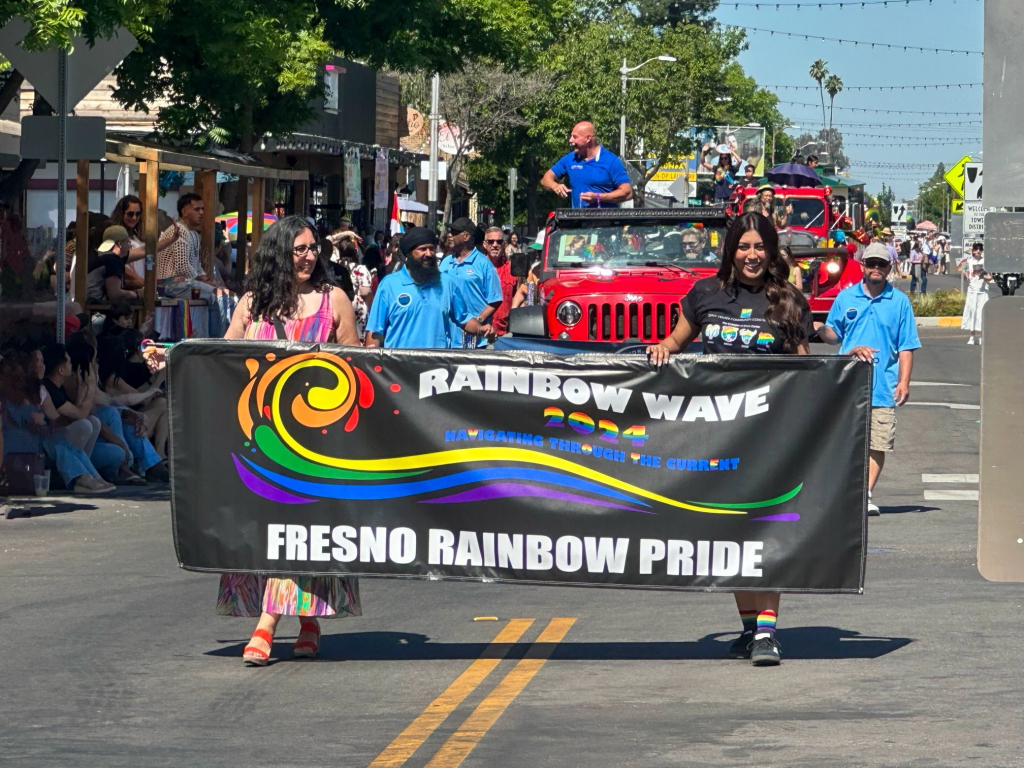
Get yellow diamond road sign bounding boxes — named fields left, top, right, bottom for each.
left=951, top=199, right=964, bottom=214
left=943, top=155, right=973, bottom=198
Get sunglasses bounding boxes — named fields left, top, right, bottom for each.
left=863, top=260, right=890, bottom=269
left=124, top=210, right=141, bottom=218
left=484, top=239, right=504, bottom=245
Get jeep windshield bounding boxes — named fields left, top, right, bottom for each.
left=549, top=223, right=725, bottom=269
left=776, top=196, right=826, bottom=230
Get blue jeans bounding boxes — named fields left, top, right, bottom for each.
left=910, top=263, right=927, bottom=295
left=94, top=405, right=162, bottom=476
left=3, top=399, right=101, bottom=487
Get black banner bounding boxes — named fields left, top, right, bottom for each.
left=170, top=342, right=870, bottom=593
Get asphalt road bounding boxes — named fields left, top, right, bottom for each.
left=2, top=327, right=1021, bottom=768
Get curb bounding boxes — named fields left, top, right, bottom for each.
left=916, top=317, right=961, bottom=327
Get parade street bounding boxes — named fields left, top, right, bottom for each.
left=1, top=328, right=1018, bottom=768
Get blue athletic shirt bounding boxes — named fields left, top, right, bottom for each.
left=549, top=146, right=631, bottom=209
left=824, top=282, right=921, bottom=408
left=365, top=266, right=470, bottom=349
left=439, top=248, right=502, bottom=348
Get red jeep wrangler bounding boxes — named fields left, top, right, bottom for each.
left=507, top=208, right=729, bottom=343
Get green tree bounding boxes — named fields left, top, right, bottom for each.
left=808, top=59, right=829, bottom=139
left=825, top=73, right=842, bottom=160
left=875, top=183, right=895, bottom=226
left=917, top=164, right=947, bottom=226
left=793, top=129, right=848, bottom=172
left=528, top=9, right=743, bottom=204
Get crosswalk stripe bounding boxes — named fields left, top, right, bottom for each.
left=924, top=490, right=979, bottom=501
left=904, top=402, right=980, bottom=410
left=922, top=473, right=979, bottom=483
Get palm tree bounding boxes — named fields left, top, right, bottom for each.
left=809, top=59, right=829, bottom=145
left=825, top=74, right=844, bottom=164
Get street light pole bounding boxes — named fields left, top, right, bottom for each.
left=428, top=72, right=440, bottom=231
left=620, top=59, right=627, bottom=158
left=618, top=55, right=676, bottom=161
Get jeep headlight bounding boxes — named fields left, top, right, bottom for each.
left=556, top=300, right=583, bottom=327
left=826, top=260, right=842, bottom=275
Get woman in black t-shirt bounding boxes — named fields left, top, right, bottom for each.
left=648, top=212, right=814, bottom=667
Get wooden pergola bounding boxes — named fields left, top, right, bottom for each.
left=74, top=139, right=309, bottom=314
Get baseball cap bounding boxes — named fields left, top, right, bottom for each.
left=862, top=242, right=891, bottom=265
left=448, top=217, right=477, bottom=236
left=756, top=179, right=773, bottom=193
left=97, top=225, right=130, bottom=253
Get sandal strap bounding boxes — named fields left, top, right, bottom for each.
left=250, top=628, right=274, bottom=645
left=243, top=644, right=269, bottom=660
left=299, top=622, right=321, bottom=636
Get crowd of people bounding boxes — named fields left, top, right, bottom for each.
left=1, top=119, right=941, bottom=670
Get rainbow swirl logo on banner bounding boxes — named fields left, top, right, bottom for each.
left=231, top=351, right=803, bottom=519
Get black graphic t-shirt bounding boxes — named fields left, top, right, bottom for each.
left=681, top=277, right=814, bottom=355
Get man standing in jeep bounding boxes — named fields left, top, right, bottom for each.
left=542, top=122, right=633, bottom=209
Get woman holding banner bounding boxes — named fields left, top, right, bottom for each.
left=220, top=215, right=361, bottom=666
left=647, top=212, right=815, bottom=667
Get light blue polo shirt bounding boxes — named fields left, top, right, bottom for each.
left=825, top=282, right=922, bottom=408
left=439, top=248, right=502, bottom=348
left=365, top=267, right=469, bottom=349
left=549, top=146, right=631, bottom=209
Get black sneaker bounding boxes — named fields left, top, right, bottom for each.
left=728, top=630, right=755, bottom=659
left=749, top=634, right=782, bottom=666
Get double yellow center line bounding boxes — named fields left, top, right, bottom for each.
left=369, top=618, right=576, bottom=768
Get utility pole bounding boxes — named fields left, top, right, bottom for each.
left=428, top=73, right=440, bottom=231
left=508, top=167, right=517, bottom=229
left=55, top=49, right=68, bottom=343
left=619, top=58, right=628, bottom=158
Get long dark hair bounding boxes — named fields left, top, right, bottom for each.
left=244, top=215, right=330, bottom=321
left=109, top=195, right=143, bottom=237
left=718, top=213, right=808, bottom=352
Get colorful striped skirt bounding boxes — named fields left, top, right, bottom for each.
left=216, top=574, right=361, bottom=619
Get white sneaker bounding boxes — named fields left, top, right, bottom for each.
left=978, top=337, right=983, bottom=346
left=967, top=337, right=976, bottom=345
left=868, top=501, right=881, bottom=516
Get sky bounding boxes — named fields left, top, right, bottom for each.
left=714, top=0, right=984, bottom=201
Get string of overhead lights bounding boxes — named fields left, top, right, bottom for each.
left=779, top=100, right=979, bottom=115
left=723, top=0, right=975, bottom=7
left=831, top=131, right=980, bottom=139
left=845, top=139, right=979, bottom=146
left=737, top=26, right=982, bottom=55
left=824, top=120, right=981, bottom=128
left=765, top=82, right=980, bottom=91
left=850, top=161, right=945, bottom=169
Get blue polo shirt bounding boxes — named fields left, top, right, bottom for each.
left=825, top=282, right=921, bottom=408
left=549, top=146, right=631, bottom=209
left=439, top=248, right=502, bottom=348
left=365, top=267, right=469, bottom=349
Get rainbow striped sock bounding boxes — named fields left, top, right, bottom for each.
left=740, top=611, right=758, bottom=633
left=756, top=610, right=777, bottom=638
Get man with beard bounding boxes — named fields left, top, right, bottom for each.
left=541, top=121, right=632, bottom=209
left=815, top=242, right=920, bottom=516
left=480, top=226, right=517, bottom=336
left=365, top=227, right=492, bottom=349
left=440, top=217, right=501, bottom=347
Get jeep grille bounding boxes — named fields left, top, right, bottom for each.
left=585, top=300, right=681, bottom=341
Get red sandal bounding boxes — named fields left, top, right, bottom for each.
left=293, top=621, right=321, bottom=660
left=243, top=628, right=274, bottom=666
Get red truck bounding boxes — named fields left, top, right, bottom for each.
left=507, top=208, right=729, bottom=343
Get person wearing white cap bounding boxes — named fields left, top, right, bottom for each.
left=961, top=243, right=993, bottom=345
left=86, top=225, right=143, bottom=303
